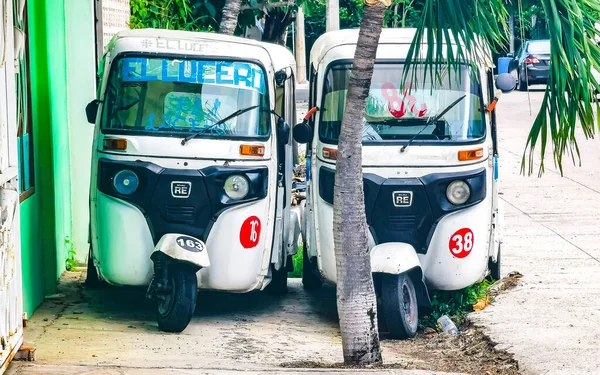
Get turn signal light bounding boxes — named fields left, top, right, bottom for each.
left=239, top=144, right=265, bottom=157
left=322, top=147, right=338, bottom=161
left=458, top=148, right=484, bottom=161
left=103, top=138, right=127, bottom=151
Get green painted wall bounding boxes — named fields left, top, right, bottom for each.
left=45, top=0, right=73, bottom=279
left=20, top=0, right=94, bottom=316
left=65, top=0, right=96, bottom=265
left=20, top=196, right=45, bottom=315
left=22, top=0, right=60, bottom=316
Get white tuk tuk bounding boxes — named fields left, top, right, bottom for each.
left=85, top=29, right=300, bottom=333
left=293, top=29, right=516, bottom=338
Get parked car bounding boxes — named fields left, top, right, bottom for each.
left=509, top=39, right=551, bottom=91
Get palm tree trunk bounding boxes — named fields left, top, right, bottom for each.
left=333, top=2, right=387, bottom=366
left=219, top=0, right=243, bottom=35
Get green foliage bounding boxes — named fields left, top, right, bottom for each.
left=421, top=279, right=493, bottom=329
left=130, top=0, right=221, bottom=32
left=384, top=0, right=423, bottom=28
left=65, top=238, right=77, bottom=271
left=288, top=246, right=303, bottom=278
left=404, top=0, right=509, bottom=87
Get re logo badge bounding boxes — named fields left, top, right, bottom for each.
left=392, top=191, right=413, bottom=207
left=171, top=181, right=192, bottom=198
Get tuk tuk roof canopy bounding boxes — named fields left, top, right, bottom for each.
left=106, top=28, right=296, bottom=75
left=310, top=28, right=493, bottom=71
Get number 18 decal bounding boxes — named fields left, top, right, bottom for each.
left=449, top=228, right=474, bottom=258
left=240, top=216, right=261, bottom=249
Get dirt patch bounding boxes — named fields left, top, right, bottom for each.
left=281, top=272, right=524, bottom=375
left=282, top=325, right=519, bottom=374
left=487, top=272, right=523, bottom=297
left=386, top=324, right=519, bottom=375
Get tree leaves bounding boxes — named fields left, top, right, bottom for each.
left=404, top=0, right=509, bottom=89
left=406, top=0, right=600, bottom=175
left=522, top=0, right=600, bottom=176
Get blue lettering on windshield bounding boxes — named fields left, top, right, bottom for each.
left=121, top=58, right=266, bottom=94
left=179, top=61, right=197, bottom=83
left=196, top=61, right=215, bottom=84
left=162, top=60, right=179, bottom=82
left=216, top=62, right=234, bottom=85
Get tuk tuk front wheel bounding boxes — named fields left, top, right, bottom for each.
left=85, top=248, right=103, bottom=288
left=488, top=244, right=502, bottom=282
left=381, top=273, right=418, bottom=339
left=265, top=256, right=291, bottom=296
left=156, top=267, right=198, bottom=333
left=302, top=245, right=323, bottom=290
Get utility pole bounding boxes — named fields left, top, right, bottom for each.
left=295, top=7, right=307, bottom=83
left=326, top=0, right=339, bottom=32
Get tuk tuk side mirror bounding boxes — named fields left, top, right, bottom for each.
left=275, top=70, right=288, bottom=87
left=293, top=107, right=318, bottom=144
left=496, top=73, right=516, bottom=94
left=277, top=117, right=291, bottom=145
left=487, top=73, right=517, bottom=113
left=86, top=99, right=101, bottom=124
left=293, top=122, right=312, bottom=144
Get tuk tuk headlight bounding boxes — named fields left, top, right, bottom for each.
left=113, top=170, right=139, bottom=195
left=446, top=180, right=470, bottom=205
left=224, top=175, right=249, bottom=200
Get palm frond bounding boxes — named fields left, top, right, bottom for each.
left=403, top=0, right=509, bottom=87
left=523, top=0, right=600, bottom=176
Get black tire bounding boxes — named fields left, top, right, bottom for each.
left=518, top=72, right=528, bottom=91
left=381, top=273, right=418, bottom=339
left=265, top=257, right=290, bottom=296
left=302, top=245, right=323, bottom=290
left=85, top=248, right=102, bottom=288
left=156, top=267, right=198, bottom=333
left=488, top=245, right=501, bottom=282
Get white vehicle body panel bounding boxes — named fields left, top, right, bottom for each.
left=370, top=243, right=421, bottom=275
left=90, top=29, right=297, bottom=292
left=302, top=29, right=500, bottom=291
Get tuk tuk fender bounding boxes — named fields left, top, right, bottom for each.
left=370, top=243, right=421, bottom=275
left=370, top=243, right=431, bottom=311
left=152, top=234, right=210, bottom=269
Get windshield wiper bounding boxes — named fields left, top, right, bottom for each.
left=400, top=95, right=467, bottom=153
left=181, top=105, right=259, bottom=145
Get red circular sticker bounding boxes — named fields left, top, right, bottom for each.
left=240, top=216, right=261, bottom=249
left=449, top=228, right=474, bottom=258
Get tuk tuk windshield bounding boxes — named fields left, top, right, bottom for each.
left=319, top=63, right=485, bottom=144
left=101, top=57, right=270, bottom=138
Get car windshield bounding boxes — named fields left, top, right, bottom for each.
left=319, top=63, right=485, bottom=144
left=527, top=41, right=550, bottom=54
left=101, top=57, right=270, bottom=138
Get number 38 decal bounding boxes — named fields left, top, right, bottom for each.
left=176, top=236, right=205, bottom=252
left=448, top=228, right=474, bottom=259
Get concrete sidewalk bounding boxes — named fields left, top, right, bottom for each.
left=470, top=89, right=600, bottom=375
left=9, top=364, right=464, bottom=375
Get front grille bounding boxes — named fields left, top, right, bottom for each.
left=386, top=215, right=417, bottom=230
left=164, top=205, right=196, bottom=222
